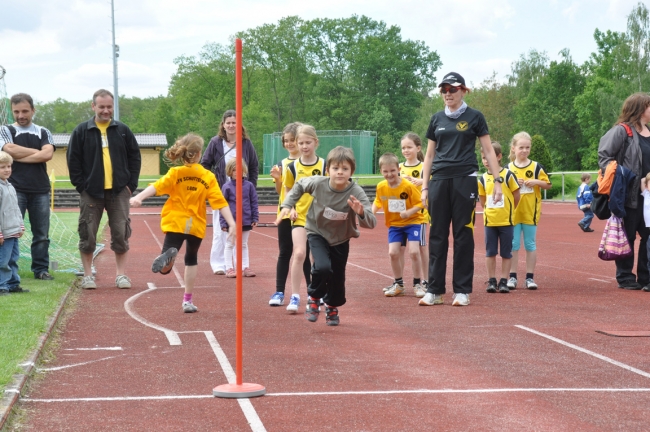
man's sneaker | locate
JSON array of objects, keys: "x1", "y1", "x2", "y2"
[
  {"x1": 418, "y1": 292, "x2": 443, "y2": 306},
  {"x1": 8, "y1": 286, "x2": 29, "y2": 293},
  {"x1": 525, "y1": 278, "x2": 538, "y2": 290},
  {"x1": 507, "y1": 277, "x2": 517, "y2": 290},
  {"x1": 286, "y1": 294, "x2": 300, "y2": 313},
  {"x1": 643, "y1": 284, "x2": 650, "y2": 292},
  {"x1": 243, "y1": 268, "x2": 256, "y2": 277},
  {"x1": 486, "y1": 279, "x2": 497, "y2": 293},
  {"x1": 498, "y1": 279, "x2": 510, "y2": 293},
  {"x1": 36, "y1": 272, "x2": 54, "y2": 280},
  {"x1": 182, "y1": 301, "x2": 198, "y2": 313},
  {"x1": 305, "y1": 297, "x2": 320, "y2": 322},
  {"x1": 452, "y1": 293, "x2": 470, "y2": 306},
  {"x1": 269, "y1": 292, "x2": 285, "y2": 306},
  {"x1": 226, "y1": 269, "x2": 236, "y2": 278},
  {"x1": 384, "y1": 282, "x2": 405, "y2": 297},
  {"x1": 325, "y1": 306, "x2": 339, "y2": 326},
  {"x1": 618, "y1": 280, "x2": 642, "y2": 290},
  {"x1": 152, "y1": 248, "x2": 178, "y2": 273},
  {"x1": 115, "y1": 275, "x2": 132, "y2": 289},
  {"x1": 80, "y1": 275, "x2": 97, "y2": 290},
  {"x1": 413, "y1": 284, "x2": 426, "y2": 298}
]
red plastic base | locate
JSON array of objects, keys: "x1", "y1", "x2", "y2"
[{"x1": 213, "y1": 383, "x2": 266, "y2": 398}]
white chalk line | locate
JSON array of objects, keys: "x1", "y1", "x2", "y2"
[
  {"x1": 588, "y1": 278, "x2": 611, "y2": 283},
  {"x1": 38, "y1": 356, "x2": 123, "y2": 372},
  {"x1": 516, "y1": 325, "x2": 650, "y2": 379},
  {"x1": 143, "y1": 219, "x2": 184, "y2": 287},
  {"x1": 124, "y1": 282, "x2": 181, "y2": 346},
  {"x1": 64, "y1": 347, "x2": 123, "y2": 351}
]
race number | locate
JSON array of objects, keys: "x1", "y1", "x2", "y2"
[
  {"x1": 388, "y1": 199, "x2": 407, "y2": 213},
  {"x1": 323, "y1": 207, "x2": 349, "y2": 221},
  {"x1": 519, "y1": 185, "x2": 534, "y2": 194},
  {"x1": 487, "y1": 196, "x2": 504, "y2": 208}
]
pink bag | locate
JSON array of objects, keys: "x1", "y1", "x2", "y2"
[{"x1": 598, "y1": 215, "x2": 632, "y2": 261}]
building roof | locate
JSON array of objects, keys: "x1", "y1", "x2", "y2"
[{"x1": 52, "y1": 133, "x2": 167, "y2": 148}]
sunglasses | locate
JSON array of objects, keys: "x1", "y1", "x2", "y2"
[{"x1": 440, "y1": 86, "x2": 462, "y2": 94}]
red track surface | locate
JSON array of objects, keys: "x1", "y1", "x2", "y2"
[{"x1": 17, "y1": 203, "x2": 650, "y2": 431}]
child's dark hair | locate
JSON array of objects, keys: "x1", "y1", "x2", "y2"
[
  {"x1": 379, "y1": 152, "x2": 400, "y2": 169},
  {"x1": 326, "y1": 146, "x2": 356, "y2": 174},
  {"x1": 164, "y1": 133, "x2": 203, "y2": 166},
  {"x1": 401, "y1": 132, "x2": 424, "y2": 161},
  {"x1": 225, "y1": 159, "x2": 249, "y2": 178},
  {"x1": 490, "y1": 141, "x2": 502, "y2": 157},
  {"x1": 581, "y1": 173, "x2": 591, "y2": 182},
  {"x1": 282, "y1": 122, "x2": 302, "y2": 148}
]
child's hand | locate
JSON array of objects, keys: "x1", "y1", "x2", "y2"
[
  {"x1": 275, "y1": 208, "x2": 290, "y2": 225},
  {"x1": 130, "y1": 197, "x2": 142, "y2": 208},
  {"x1": 518, "y1": 178, "x2": 524, "y2": 186},
  {"x1": 0, "y1": 238, "x2": 4, "y2": 245},
  {"x1": 289, "y1": 208, "x2": 298, "y2": 222},
  {"x1": 270, "y1": 165, "x2": 281, "y2": 180},
  {"x1": 399, "y1": 211, "x2": 409, "y2": 219},
  {"x1": 16, "y1": 232, "x2": 23, "y2": 238},
  {"x1": 348, "y1": 196, "x2": 364, "y2": 215},
  {"x1": 227, "y1": 225, "x2": 236, "y2": 243},
  {"x1": 252, "y1": 221, "x2": 258, "y2": 227}
]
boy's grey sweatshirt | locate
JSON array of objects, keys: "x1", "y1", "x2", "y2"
[
  {"x1": 281, "y1": 176, "x2": 376, "y2": 246},
  {"x1": 0, "y1": 179, "x2": 24, "y2": 238}
]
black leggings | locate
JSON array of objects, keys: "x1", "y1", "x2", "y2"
[
  {"x1": 162, "y1": 232, "x2": 203, "y2": 266},
  {"x1": 276, "y1": 218, "x2": 311, "y2": 292}
]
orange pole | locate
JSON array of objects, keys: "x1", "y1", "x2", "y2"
[{"x1": 235, "y1": 38, "x2": 243, "y2": 386}]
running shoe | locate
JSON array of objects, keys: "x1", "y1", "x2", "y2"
[
  {"x1": 507, "y1": 277, "x2": 517, "y2": 290},
  {"x1": 115, "y1": 275, "x2": 132, "y2": 289},
  {"x1": 152, "y1": 248, "x2": 178, "y2": 274},
  {"x1": 305, "y1": 297, "x2": 320, "y2": 322},
  {"x1": 413, "y1": 283, "x2": 426, "y2": 298},
  {"x1": 384, "y1": 282, "x2": 405, "y2": 297},
  {"x1": 452, "y1": 293, "x2": 470, "y2": 306},
  {"x1": 269, "y1": 292, "x2": 285, "y2": 306},
  {"x1": 8, "y1": 286, "x2": 29, "y2": 293},
  {"x1": 325, "y1": 306, "x2": 339, "y2": 326},
  {"x1": 418, "y1": 292, "x2": 443, "y2": 306},
  {"x1": 182, "y1": 301, "x2": 198, "y2": 313},
  {"x1": 286, "y1": 294, "x2": 300, "y2": 313},
  {"x1": 525, "y1": 278, "x2": 538, "y2": 290},
  {"x1": 498, "y1": 278, "x2": 510, "y2": 293},
  {"x1": 486, "y1": 278, "x2": 497, "y2": 293},
  {"x1": 80, "y1": 275, "x2": 96, "y2": 290}
]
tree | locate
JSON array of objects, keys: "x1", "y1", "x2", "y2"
[
  {"x1": 627, "y1": 2, "x2": 650, "y2": 91},
  {"x1": 530, "y1": 134, "x2": 553, "y2": 173},
  {"x1": 508, "y1": 49, "x2": 549, "y2": 99}
]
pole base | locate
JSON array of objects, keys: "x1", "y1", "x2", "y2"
[{"x1": 213, "y1": 383, "x2": 266, "y2": 398}]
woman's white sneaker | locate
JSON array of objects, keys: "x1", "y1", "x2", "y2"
[{"x1": 452, "y1": 293, "x2": 470, "y2": 306}]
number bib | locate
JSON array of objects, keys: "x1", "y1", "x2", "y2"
[
  {"x1": 323, "y1": 207, "x2": 348, "y2": 221},
  {"x1": 486, "y1": 196, "x2": 504, "y2": 208},
  {"x1": 388, "y1": 199, "x2": 406, "y2": 212}
]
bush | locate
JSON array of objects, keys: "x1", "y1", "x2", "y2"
[{"x1": 545, "y1": 174, "x2": 580, "y2": 199}]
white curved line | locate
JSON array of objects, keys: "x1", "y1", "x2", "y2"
[{"x1": 124, "y1": 283, "x2": 181, "y2": 346}]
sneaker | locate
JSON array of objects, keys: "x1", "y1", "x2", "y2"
[
  {"x1": 225, "y1": 269, "x2": 236, "y2": 278},
  {"x1": 525, "y1": 278, "x2": 538, "y2": 290},
  {"x1": 115, "y1": 275, "x2": 132, "y2": 289},
  {"x1": 214, "y1": 269, "x2": 226, "y2": 275},
  {"x1": 286, "y1": 294, "x2": 300, "y2": 313},
  {"x1": 80, "y1": 275, "x2": 97, "y2": 290},
  {"x1": 0, "y1": 289, "x2": 8, "y2": 296},
  {"x1": 486, "y1": 279, "x2": 497, "y2": 293},
  {"x1": 305, "y1": 297, "x2": 320, "y2": 322},
  {"x1": 8, "y1": 286, "x2": 29, "y2": 293},
  {"x1": 418, "y1": 292, "x2": 443, "y2": 306},
  {"x1": 182, "y1": 301, "x2": 198, "y2": 313},
  {"x1": 643, "y1": 285, "x2": 650, "y2": 292},
  {"x1": 507, "y1": 277, "x2": 517, "y2": 290},
  {"x1": 152, "y1": 248, "x2": 178, "y2": 273},
  {"x1": 578, "y1": 221, "x2": 586, "y2": 231},
  {"x1": 384, "y1": 282, "x2": 405, "y2": 297},
  {"x1": 35, "y1": 272, "x2": 54, "y2": 280},
  {"x1": 584, "y1": 227, "x2": 594, "y2": 232},
  {"x1": 269, "y1": 292, "x2": 285, "y2": 306},
  {"x1": 618, "y1": 281, "x2": 642, "y2": 290},
  {"x1": 413, "y1": 283, "x2": 426, "y2": 298},
  {"x1": 452, "y1": 293, "x2": 470, "y2": 306},
  {"x1": 325, "y1": 306, "x2": 339, "y2": 326},
  {"x1": 498, "y1": 278, "x2": 510, "y2": 293},
  {"x1": 382, "y1": 284, "x2": 392, "y2": 293},
  {"x1": 243, "y1": 268, "x2": 256, "y2": 277}
]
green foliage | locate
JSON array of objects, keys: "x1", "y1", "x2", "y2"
[
  {"x1": 530, "y1": 134, "x2": 554, "y2": 173},
  {"x1": 35, "y1": 98, "x2": 93, "y2": 132}
]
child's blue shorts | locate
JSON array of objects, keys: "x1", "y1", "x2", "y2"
[{"x1": 388, "y1": 224, "x2": 422, "y2": 244}]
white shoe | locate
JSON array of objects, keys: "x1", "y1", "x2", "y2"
[
  {"x1": 507, "y1": 277, "x2": 517, "y2": 289},
  {"x1": 182, "y1": 301, "x2": 198, "y2": 313},
  {"x1": 115, "y1": 274, "x2": 131, "y2": 289},
  {"x1": 525, "y1": 278, "x2": 538, "y2": 290},
  {"x1": 452, "y1": 293, "x2": 470, "y2": 306},
  {"x1": 286, "y1": 295, "x2": 300, "y2": 313},
  {"x1": 418, "y1": 292, "x2": 443, "y2": 306},
  {"x1": 413, "y1": 283, "x2": 426, "y2": 298},
  {"x1": 80, "y1": 275, "x2": 96, "y2": 290}
]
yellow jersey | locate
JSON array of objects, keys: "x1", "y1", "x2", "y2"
[
  {"x1": 400, "y1": 161, "x2": 430, "y2": 221},
  {"x1": 374, "y1": 178, "x2": 426, "y2": 227},
  {"x1": 275, "y1": 157, "x2": 297, "y2": 218},
  {"x1": 477, "y1": 168, "x2": 520, "y2": 227},
  {"x1": 283, "y1": 157, "x2": 326, "y2": 226},
  {"x1": 507, "y1": 160, "x2": 550, "y2": 225}
]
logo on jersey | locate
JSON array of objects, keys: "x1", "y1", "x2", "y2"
[
  {"x1": 400, "y1": 192, "x2": 408, "y2": 200},
  {"x1": 470, "y1": 192, "x2": 476, "y2": 199},
  {"x1": 525, "y1": 170, "x2": 533, "y2": 178},
  {"x1": 456, "y1": 121, "x2": 468, "y2": 131},
  {"x1": 312, "y1": 169, "x2": 321, "y2": 176},
  {"x1": 412, "y1": 170, "x2": 420, "y2": 178}
]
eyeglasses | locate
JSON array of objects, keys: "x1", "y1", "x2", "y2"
[{"x1": 440, "y1": 87, "x2": 461, "y2": 94}]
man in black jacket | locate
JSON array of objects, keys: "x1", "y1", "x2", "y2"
[{"x1": 67, "y1": 89, "x2": 141, "y2": 290}]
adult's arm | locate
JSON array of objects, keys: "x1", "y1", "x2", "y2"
[
  {"x1": 124, "y1": 127, "x2": 141, "y2": 193},
  {"x1": 598, "y1": 126, "x2": 626, "y2": 171},
  {"x1": 66, "y1": 127, "x2": 85, "y2": 192},
  {"x1": 250, "y1": 182, "x2": 259, "y2": 222},
  {"x1": 420, "y1": 139, "x2": 436, "y2": 207},
  {"x1": 13, "y1": 144, "x2": 54, "y2": 163},
  {"x1": 2, "y1": 144, "x2": 39, "y2": 159},
  {"x1": 200, "y1": 138, "x2": 218, "y2": 171}
]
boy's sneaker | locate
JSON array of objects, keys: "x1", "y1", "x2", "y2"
[
  {"x1": 286, "y1": 294, "x2": 300, "y2": 313},
  {"x1": 269, "y1": 292, "x2": 285, "y2": 306},
  {"x1": 226, "y1": 269, "x2": 236, "y2": 278},
  {"x1": 382, "y1": 284, "x2": 392, "y2": 293},
  {"x1": 525, "y1": 278, "x2": 538, "y2": 290},
  {"x1": 498, "y1": 278, "x2": 510, "y2": 293},
  {"x1": 452, "y1": 293, "x2": 470, "y2": 306},
  {"x1": 80, "y1": 275, "x2": 97, "y2": 290},
  {"x1": 115, "y1": 275, "x2": 132, "y2": 289},
  {"x1": 384, "y1": 282, "x2": 405, "y2": 297},
  {"x1": 507, "y1": 277, "x2": 517, "y2": 290},
  {"x1": 584, "y1": 227, "x2": 594, "y2": 232},
  {"x1": 152, "y1": 248, "x2": 178, "y2": 274},
  {"x1": 305, "y1": 297, "x2": 320, "y2": 322},
  {"x1": 413, "y1": 283, "x2": 426, "y2": 298},
  {"x1": 243, "y1": 268, "x2": 256, "y2": 277},
  {"x1": 325, "y1": 306, "x2": 339, "y2": 326},
  {"x1": 486, "y1": 278, "x2": 497, "y2": 293},
  {"x1": 8, "y1": 286, "x2": 29, "y2": 293},
  {"x1": 578, "y1": 221, "x2": 586, "y2": 231},
  {"x1": 418, "y1": 292, "x2": 443, "y2": 306},
  {"x1": 182, "y1": 301, "x2": 198, "y2": 313}
]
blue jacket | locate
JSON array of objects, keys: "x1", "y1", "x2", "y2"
[
  {"x1": 609, "y1": 165, "x2": 636, "y2": 218},
  {"x1": 576, "y1": 183, "x2": 593, "y2": 208},
  {"x1": 219, "y1": 178, "x2": 259, "y2": 229}
]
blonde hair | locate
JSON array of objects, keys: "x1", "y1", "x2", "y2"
[
  {"x1": 326, "y1": 146, "x2": 356, "y2": 174},
  {"x1": 401, "y1": 132, "x2": 424, "y2": 161},
  {"x1": 296, "y1": 124, "x2": 318, "y2": 143},
  {"x1": 379, "y1": 152, "x2": 399, "y2": 169},
  {"x1": 164, "y1": 133, "x2": 203, "y2": 166},
  {"x1": 225, "y1": 159, "x2": 248, "y2": 178},
  {"x1": 581, "y1": 173, "x2": 592, "y2": 182},
  {"x1": 0, "y1": 151, "x2": 13, "y2": 165},
  {"x1": 508, "y1": 131, "x2": 532, "y2": 162}
]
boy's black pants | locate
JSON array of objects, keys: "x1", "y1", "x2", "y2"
[{"x1": 307, "y1": 234, "x2": 349, "y2": 307}]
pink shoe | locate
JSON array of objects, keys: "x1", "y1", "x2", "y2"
[
  {"x1": 225, "y1": 269, "x2": 236, "y2": 278},
  {"x1": 243, "y1": 268, "x2": 256, "y2": 277}
]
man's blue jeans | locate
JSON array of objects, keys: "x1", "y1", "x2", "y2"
[{"x1": 16, "y1": 192, "x2": 50, "y2": 276}]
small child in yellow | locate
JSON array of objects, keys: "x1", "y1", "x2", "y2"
[
  {"x1": 373, "y1": 153, "x2": 427, "y2": 298},
  {"x1": 477, "y1": 142, "x2": 520, "y2": 293}
]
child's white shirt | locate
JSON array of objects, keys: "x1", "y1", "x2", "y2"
[{"x1": 642, "y1": 189, "x2": 650, "y2": 227}]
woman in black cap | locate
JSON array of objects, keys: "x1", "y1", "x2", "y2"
[{"x1": 419, "y1": 72, "x2": 503, "y2": 307}]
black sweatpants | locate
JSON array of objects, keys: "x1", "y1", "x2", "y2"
[
  {"x1": 307, "y1": 234, "x2": 349, "y2": 307},
  {"x1": 275, "y1": 218, "x2": 311, "y2": 292},
  {"x1": 617, "y1": 204, "x2": 649, "y2": 285},
  {"x1": 427, "y1": 176, "x2": 477, "y2": 294}
]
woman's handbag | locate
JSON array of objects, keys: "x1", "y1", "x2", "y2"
[
  {"x1": 591, "y1": 184, "x2": 611, "y2": 220},
  {"x1": 598, "y1": 215, "x2": 632, "y2": 261}
]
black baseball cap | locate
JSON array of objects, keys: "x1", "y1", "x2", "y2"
[{"x1": 438, "y1": 72, "x2": 465, "y2": 87}]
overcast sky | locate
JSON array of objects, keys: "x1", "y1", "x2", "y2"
[{"x1": 0, "y1": 0, "x2": 641, "y2": 105}]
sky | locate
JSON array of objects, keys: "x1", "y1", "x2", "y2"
[{"x1": 0, "y1": 0, "x2": 643, "y2": 105}]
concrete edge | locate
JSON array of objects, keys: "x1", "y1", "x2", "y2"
[{"x1": 0, "y1": 281, "x2": 75, "y2": 429}]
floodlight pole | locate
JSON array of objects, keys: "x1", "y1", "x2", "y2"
[{"x1": 111, "y1": 0, "x2": 120, "y2": 120}]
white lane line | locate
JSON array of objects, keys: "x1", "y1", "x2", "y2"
[
  {"x1": 144, "y1": 219, "x2": 184, "y2": 287},
  {"x1": 588, "y1": 278, "x2": 611, "y2": 283},
  {"x1": 124, "y1": 282, "x2": 182, "y2": 346},
  {"x1": 516, "y1": 325, "x2": 650, "y2": 379},
  {"x1": 64, "y1": 347, "x2": 123, "y2": 351},
  {"x1": 204, "y1": 331, "x2": 266, "y2": 432},
  {"x1": 38, "y1": 356, "x2": 123, "y2": 372},
  {"x1": 251, "y1": 230, "x2": 277, "y2": 240}
]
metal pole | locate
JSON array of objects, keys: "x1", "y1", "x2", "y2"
[{"x1": 111, "y1": 0, "x2": 120, "y2": 120}]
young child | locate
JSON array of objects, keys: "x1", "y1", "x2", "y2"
[
  {"x1": 373, "y1": 153, "x2": 427, "y2": 298},
  {"x1": 269, "y1": 122, "x2": 311, "y2": 306},
  {"x1": 576, "y1": 173, "x2": 594, "y2": 232},
  {"x1": 276, "y1": 146, "x2": 376, "y2": 326},
  {"x1": 220, "y1": 159, "x2": 258, "y2": 278},
  {"x1": 399, "y1": 133, "x2": 430, "y2": 291},
  {"x1": 478, "y1": 142, "x2": 520, "y2": 293},
  {"x1": 0, "y1": 151, "x2": 26, "y2": 295},
  {"x1": 281, "y1": 124, "x2": 326, "y2": 313},
  {"x1": 640, "y1": 173, "x2": 650, "y2": 292},
  {"x1": 507, "y1": 132, "x2": 552, "y2": 290},
  {"x1": 130, "y1": 133, "x2": 236, "y2": 313}
]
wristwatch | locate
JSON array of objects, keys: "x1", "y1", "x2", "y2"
[{"x1": 494, "y1": 177, "x2": 504, "y2": 183}]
